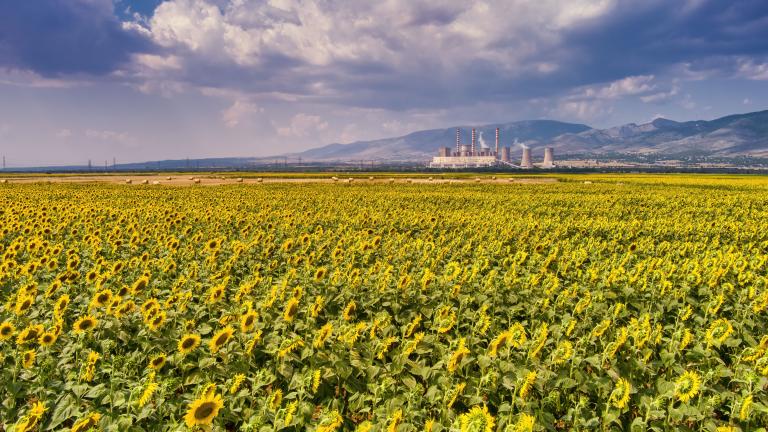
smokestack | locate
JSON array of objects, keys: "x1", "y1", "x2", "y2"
[
  {"x1": 542, "y1": 147, "x2": 554, "y2": 168},
  {"x1": 456, "y1": 128, "x2": 460, "y2": 155},
  {"x1": 521, "y1": 147, "x2": 532, "y2": 168},
  {"x1": 495, "y1": 128, "x2": 499, "y2": 157},
  {"x1": 471, "y1": 129, "x2": 476, "y2": 156}
]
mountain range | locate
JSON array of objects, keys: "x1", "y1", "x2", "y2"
[{"x1": 291, "y1": 109, "x2": 768, "y2": 161}]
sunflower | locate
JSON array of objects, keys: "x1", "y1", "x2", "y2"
[
  {"x1": 609, "y1": 378, "x2": 631, "y2": 409},
  {"x1": 73, "y1": 315, "x2": 98, "y2": 334},
  {"x1": 458, "y1": 405, "x2": 494, "y2": 432},
  {"x1": 14, "y1": 295, "x2": 34, "y2": 316},
  {"x1": 209, "y1": 326, "x2": 234, "y2": 354},
  {"x1": 91, "y1": 289, "x2": 112, "y2": 308},
  {"x1": 148, "y1": 353, "x2": 167, "y2": 370},
  {"x1": 342, "y1": 301, "x2": 356, "y2": 321},
  {"x1": 284, "y1": 297, "x2": 300, "y2": 321},
  {"x1": 706, "y1": 318, "x2": 733, "y2": 346},
  {"x1": 39, "y1": 331, "x2": 57, "y2": 347},
  {"x1": 184, "y1": 391, "x2": 224, "y2": 427},
  {"x1": 240, "y1": 311, "x2": 258, "y2": 333},
  {"x1": 269, "y1": 389, "x2": 283, "y2": 411},
  {"x1": 229, "y1": 373, "x2": 246, "y2": 394},
  {"x1": 22, "y1": 349, "x2": 36, "y2": 368},
  {"x1": 386, "y1": 409, "x2": 403, "y2": 432},
  {"x1": 17, "y1": 324, "x2": 44, "y2": 344},
  {"x1": 448, "y1": 338, "x2": 470, "y2": 373},
  {"x1": 178, "y1": 333, "x2": 201, "y2": 355},
  {"x1": 131, "y1": 276, "x2": 149, "y2": 294},
  {"x1": 146, "y1": 311, "x2": 167, "y2": 331},
  {"x1": 519, "y1": 371, "x2": 537, "y2": 400},
  {"x1": 675, "y1": 370, "x2": 702, "y2": 403},
  {"x1": 0, "y1": 321, "x2": 15, "y2": 340},
  {"x1": 512, "y1": 413, "x2": 535, "y2": 432},
  {"x1": 70, "y1": 412, "x2": 101, "y2": 432}
]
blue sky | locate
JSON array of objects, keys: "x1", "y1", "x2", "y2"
[{"x1": 1, "y1": 0, "x2": 767, "y2": 166}]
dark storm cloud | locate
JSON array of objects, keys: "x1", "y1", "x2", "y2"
[
  {"x1": 562, "y1": 0, "x2": 768, "y2": 82},
  {"x1": 0, "y1": 0, "x2": 154, "y2": 76}
]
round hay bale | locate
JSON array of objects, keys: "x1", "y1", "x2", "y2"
[
  {"x1": 141, "y1": 179, "x2": 149, "y2": 185},
  {"x1": 236, "y1": 178, "x2": 243, "y2": 183},
  {"x1": 151, "y1": 181, "x2": 160, "y2": 185},
  {"x1": 125, "y1": 179, "x2": 132, "y2": 184},
  {"x1": 194, "y1": 179, "x2": 201, "y2": 184}
]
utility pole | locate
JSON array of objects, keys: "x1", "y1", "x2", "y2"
[
  {"x1": 113, "y1": 157, "x2": 116, "y2": 169},
  {"x1": 2, "y1": 155, "x2": 5, "y2": 170},
  {"x1": 88, "y1": 159, "x2": 92, "y2": 171}
]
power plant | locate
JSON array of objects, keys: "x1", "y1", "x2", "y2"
[{"x1": 429, "y1": 128, "x2": 556, "y2": 169}]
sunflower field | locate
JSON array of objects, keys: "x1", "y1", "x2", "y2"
[{"x1": 2, "y1": 175, "x2": 768, "y2": 431}]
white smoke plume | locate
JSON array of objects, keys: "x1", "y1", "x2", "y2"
[{"x1": 478, "y1": 131, "x2": 489, "y2": 149}]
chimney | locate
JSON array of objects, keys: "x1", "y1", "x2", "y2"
[
  {"x1": 542, "y1": 147, "x2": 554, "y2": 168},
  {"x1": 521, "y1": 147, "x2": 532, "y2": 168},
  {"x1": 456, "y1": 128, "x2": 460, "y2": 155},
  {"x1": 471, "y1": 128, "x2": 476, "y2": 156},
  {"x1": 495, "y1": 128, "x2": 500, "y2": 158}
]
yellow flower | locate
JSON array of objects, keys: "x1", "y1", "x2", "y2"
[
  {"x1": 511, "y1": 413, "x2": 535, "y2": 432},
  {"x1": 519, "y1": 371, "x2": 536, "y2": 400},
  {"x1": 71, "y1": 413, "x2": 101, "y2": 432},
  {"x1": 314, "y1": 323, "x2": 334, "y2": 348},
  {"x1": 0, "y1": 321, "x2": 16, "y2": 341},
  {"x1": 342, "y1": 301, "x2": 356, "y2": 321},
  {"x1": 91, "y1": 289, "x2": 112, "y2": 308},
  {"x1": 269, "y1": 389, "x2": 283, "y2": 411},
  {"x1": 148, "y1": 353, "x2": 166, "y2": 370},
  {"x1": 17, "y1": 324, "x2": 44, "y2": 344},
  {"x1": 22, "y1": 349, "x2": 36, "y2": 368},
  {"x1": 609, "y1": 378, "x2": 631, "y2": 409},
  {"x1": 81, "y1": 351, "x2": 100, "y2": 382},
  {"x1": 739, "y1": 394, "x2": 753, "y2": 421},
  {"x1": 448, "y1": 338, "x2": 470, "y2": 373},
  {"x1": 39, "y1": 331, "x2": 57, "y2": 347},
  {"x1": 446, "y1": 382, "x2": 466, "y2": 408},
  {"x1": 230, "y1": 373, "x2": 246, "y2": 394},
  {"x1": 528, "y1": 323, "x2": 548, "y2": 358},
  {"x1": 458, "y1": 405, "x2": 494, "y2": 432},
  {"x1": 209, "y1": 326, "x2": 234, "y2": 354},
  {"x1": 240, "y1": 311, "x2": 258, "y2": 333},
  {"x1": 178, "y1": 333, "x2": 201, "y2": 355},
  {"x1": 317, "y1": 410, "x2": 343, "y2": 432},
  {"x1": 551, "y1": 340, "x2": 573, "y2": 365},
  {"x1": 138, "y1": 381, "x2": 159, "y2": 408},
  {"x1": 72, "y1": 315, "x2": 98, "y2": 334},
  {"x1": 706, "y1": 318, "x2": 733, "y2": 346},
  {"x1": 675, "y1": 370, "x2": 701, "y2": 403},
  {"x1": 311, "y1": 369, "x2": 322, "y2": 393},
  {"x1": 377, "y1": 336, "x2": 398, "y2": 360},
  {"x1": 184, "y1": 391, "x2": 224, "y2": 427},
  {"x1": 387, "y1": 409, "x2": 403, "y2": 432}
]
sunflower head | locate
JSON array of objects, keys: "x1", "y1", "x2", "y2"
[
  {"x1": 22, "y1": 349, "x2": 36, "y2": 368},
  {"x1": 209, "y1": 326, "x2": 234, "y2": 354},
  {"x1": 675, "y1": 370, "x2": 702, "y2": 403},
  {"x1": 39, "y1": 331, "x2": 57, "y2": 347},
  {"x1": 71, "y1": 413, "x2": 101, "y2": 432},
  {"x1": 458, "y1": 405, "x2": 495, "y2": 432},
  {"x1": 178, "y1": 334, "x2": 201, "y2": 355},
  {"x1": 184, "y1": 391, "x2": 224, "y2": 427},
  {"x1": 148, "y1": 353, "x2": 167, "y2": 370},
  {"x1": 73, "y1": 315, "x2": 98, "y2": 334},
  {"x1": 240, "y1": 311, "x2": 258, "y2": 332},
  {"x1": 0, "y1": 321, "x2": 15, "y2": 340}
]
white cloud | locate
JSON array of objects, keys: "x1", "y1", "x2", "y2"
[
  {"x1": 737, "y1": 58, "x2": 768, "y2": 80},
  {"x1": 581, "y1": 75, "x2": 656, "y2": 100},
  {"x1": 221, "y1": 100, "x2": 263, "y2": 127},
  {"x1": 85, "y1": 129, "x2": 132, "y2": 143},
  {"x1": 640, "y1": 85, "x2": 680, "y2": 103},
  {"x1": 743, "y1": 98, "x2": 751, "y2": 105},
  {"x1": 55, "y1": 129, "x2": 72, "y2": 138},
  {"x1": 276, "y1": 113, "x2": 329, "y2": 137}
]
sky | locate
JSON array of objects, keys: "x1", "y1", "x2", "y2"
[{"x1": 1, "y1": 0, "x2": 768, "y2": 166}]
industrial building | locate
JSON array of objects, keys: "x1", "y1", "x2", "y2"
[{"x1": 428, "y1": 128, "x2": 555, "y2": 169}]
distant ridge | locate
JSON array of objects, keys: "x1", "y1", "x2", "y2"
[{"x1": 292, "y1": 110, "x2": 768, "y2": 161}]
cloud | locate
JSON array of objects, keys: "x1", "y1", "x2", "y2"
[
  {"x1": 85, "y1": 129, "x2": 132, "y2": 143},
  {"x1": 55, "y1": 129, "x2": 72, "y2": 138},
  {"x1": 276, "y1": 113, "x2": 329, "y2": 138},
  {"x1": 0, "y1": 0, "x2": 153, "y2": 76},
  {"x1": 221, "y1": 100, "x2": 263, "y2": 128}
]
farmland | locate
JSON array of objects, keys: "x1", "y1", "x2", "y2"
[{"x1": 1, "y1": 175, "x2": 768, "y2": 431}]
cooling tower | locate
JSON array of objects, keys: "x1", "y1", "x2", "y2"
[
  {"x1": 521, "y1": 147, "x2": 532, "y2": 168},
  {"x1": 542, "y1": 147, "x2": 555, "y2": 168},
  {"x1": 501, "y1": 146, "x2": 510, "y2": 162}
]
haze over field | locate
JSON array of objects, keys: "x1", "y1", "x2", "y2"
[{"x1": 1, "y1": 1, "x2": 768, "y2": 166}]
